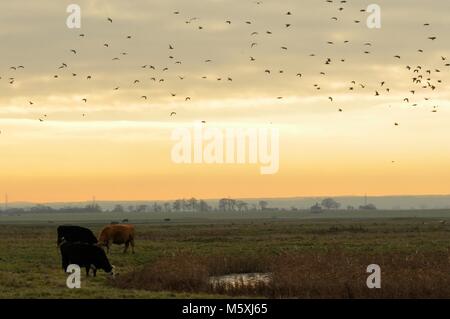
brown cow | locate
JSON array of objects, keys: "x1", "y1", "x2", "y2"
[{"x1": 98, "y1": 224, "x2": 135, "y2": 254}]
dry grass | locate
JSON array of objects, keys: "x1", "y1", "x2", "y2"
[
  {"x1": 112, "y1": 256, "x2": 210, "y2": 292},
  {"x1": 1, "y1": 219, "x2": 449, "y2": 298},
  {"x1": 113, "y1": 250, "x2": 450, "y2": 298}
]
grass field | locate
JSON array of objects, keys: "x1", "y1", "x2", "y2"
[{"x1": 0, "y1": 211, "x2": 449, "y2": 298}]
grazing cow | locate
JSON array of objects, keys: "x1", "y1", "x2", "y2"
[
  {"x1": 57, "y1": 225, "x2": 98, "y2": 247},
  {"x1": 60, "y1": 242, "x2": 115, "y2": 277},
  {"x1": 98, "y1": 224, "x2": 135, "y2": 254}
]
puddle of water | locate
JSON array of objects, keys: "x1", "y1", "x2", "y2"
[{"x1": 209, "y1": 273, "x2": 271, "y2": 288}]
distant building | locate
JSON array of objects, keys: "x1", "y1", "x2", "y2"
[
  {"x1": 310, "y1": 203, "x2": 323, "y2": 213},
  {"x1": 359, "y1": 204, "x2": 377, "y2": 210}
]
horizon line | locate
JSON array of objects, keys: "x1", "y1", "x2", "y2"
[{"x1": 5, "y1": 193, "x2": 450, "y2": 205}]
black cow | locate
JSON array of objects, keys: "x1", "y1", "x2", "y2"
[
  {"x1": 56, "y1": 225, "x2": 98, "y2": 246},
  {"x1": 60, "y1": 242, "x2": 115, "y2": 277}
]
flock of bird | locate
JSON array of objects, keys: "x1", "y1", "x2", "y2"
[{"x1": 0, "y1": 0, "x2": 447, "y2": 128}]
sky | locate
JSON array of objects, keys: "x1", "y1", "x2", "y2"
[{"x1": 1, "y1": 0, "x2": 450, "y2": 203}]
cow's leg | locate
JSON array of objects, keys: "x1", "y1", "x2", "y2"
[
  {"x1": 86, "y1": 266, "x2": 90, "y2": 277},
  {"x1": 62, "y1": 257, "x2": 68, "y2": 272},
  {"x1": 123, "y1": 242, "x2": 129, "y2": 254},
  {"x1": 106, "y1": 241, "x2": 110, "y2": 254},
  {"x1": 130, "y1": 239, "x2": 135, "y2": 254},
  {"x1": 93, "y1": 268, "x2": 97, "y2": 277}
]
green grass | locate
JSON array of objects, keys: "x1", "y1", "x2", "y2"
[
  {"x1": 1, "y1": 209, "x2": 450, "y2": 224},
  {"x1": 0, "y1": 213, "x2": 449, "y2": 298}
]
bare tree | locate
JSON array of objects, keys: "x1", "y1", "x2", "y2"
[
  {"x1": 321, "y1": 198, "x2": 341, "y2": 210},
  {"x1": 236, "y1": 201, "x2": 248, "y2": 212},
  {"x1": 258, "y1": 200, "x2": 269, "y2": 211}
]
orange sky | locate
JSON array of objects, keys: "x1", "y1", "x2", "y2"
[{"x1": 1, "y1": 0, "x2": 450, "y2": 202}]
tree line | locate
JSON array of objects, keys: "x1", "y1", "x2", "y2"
[
  {"x1": 0, "y1": 197, "x2": 376, "y2": 214},
  {"x1": 0, "y1": 199, "x2": 272, "y2": 214},
  {"x1": 310, "y1": 198, "x2": 377, "y2": 212}
]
